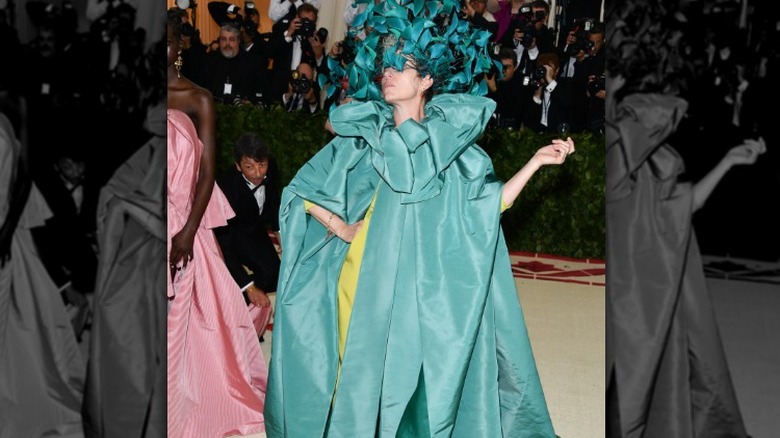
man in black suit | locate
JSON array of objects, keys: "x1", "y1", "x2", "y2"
[
  {"x1": 31, "y1": 145, "x2": 95, "y2": 338},
  {"x1": 214, "y1": 133, "x2": 280, "y2": 313},
  {"x1": 486, "y1": 47, "x2": 527, "y2": 130},
  {"x1": 198, "y1": 22, "x2": 263, "y2": 104},
  {"x1": 523, "y1": 52, "x2": 574, "y2": 134}
]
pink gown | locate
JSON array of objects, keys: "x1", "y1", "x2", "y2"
[{"x1": 167, "y1": 109, "x2": 266, "y2": 437}]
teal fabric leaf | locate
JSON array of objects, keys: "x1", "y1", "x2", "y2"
[
  {"x1": 413, "y1": 0, "x2": 425, "y2": 16},
  {"x1": 429, "y1": 43, "x2": 446, "y2": 59},
  {"x1": 324, "y1": 0, "x2": 494, "y2": 102},
  {"x1": 386, "y1": 17, "x2": 408, "y2": 33}
]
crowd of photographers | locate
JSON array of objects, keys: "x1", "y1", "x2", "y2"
[
  {"x1": 475, "y1": 0, "x2": 605, "y2": 134},
  {"x1": 173, "y1": 0, "x2": 605, "y2": 135},
  {"x1": 0, "y1": 0, "x2": 165, "y2": 319}
]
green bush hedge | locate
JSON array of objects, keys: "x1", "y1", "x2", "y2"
[{"x1": 215, "y1": 104, "x2": 604, "y2": 259}]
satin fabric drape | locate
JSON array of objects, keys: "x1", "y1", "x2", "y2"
[
  {"x1": 0, "y1": 114, "x2": 85, "y2": 438},
  {"x1": 82, "y1": 129, "x2": 167, "y2": 437},
  {"x1": 265, "y1": 94, "x2": 554, "y2": 437},
  {"x1": 606, "y1": 93, "x2": 747, "y2": 438},
  {"x1": 0, "y1": 114, "x2": 86, "y2": 438}
]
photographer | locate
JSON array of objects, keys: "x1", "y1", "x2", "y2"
[
  {"x1": 200, "y1": 22, "x2": 263, "y2": 105},
  {"x1": 528, "y1": 0, "x2": 554, "y2": 52},
  {"x1": 267, "y1": 3, "x2": 329, "y2": 106},
  {"x1": 490, "y1": 0, "x2": 527, "y2": 42},
  {"x1": 557, "y1": 23, "x2": 591, "y2": 81},
  {"x1": 240, "y1": 9, "x2": 272, "y2": 106},
  {"x1": 522, "y1": 52, "x2": 574, "y2": 133},
  {"x1": 494, "y1": 5, "x2": 543, "y2": 80},
  {"x1": 282, "y1": 61, "x2": 319, "y2": 113},
  {"x1": 461, "y1": 0, "x2": 497, "y2": 40},
  {"x1": 493, "y1": 0, "x2": 552, "y2": 48},
  {"x1": 571, "y1": 21, "x2": 605, "y2": 133},
  {"x1": 486, "y1": 46, "x2": 527, "y2": 129}
]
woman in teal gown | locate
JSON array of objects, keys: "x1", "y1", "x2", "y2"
[
  {"x1": 265, "y1": 1, "x2": 574, "y2": 436},
  {"x1": 605, "y1": 74, "x2": 765, "y2": 438}
]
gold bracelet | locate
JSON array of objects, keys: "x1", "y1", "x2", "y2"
[{"x1": 326, "y1": 212, "x2": 335, "y2": 237}]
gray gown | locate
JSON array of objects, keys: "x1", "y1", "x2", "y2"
[{"x1": 0, "y1": 113, "x2": 85, "y2": 438}]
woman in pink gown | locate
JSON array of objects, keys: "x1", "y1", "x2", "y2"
[{"x1": 166, "y1": 12, "x2": 266, "y2": 437}]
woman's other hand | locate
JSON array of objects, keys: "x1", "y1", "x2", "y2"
[
  {"x1": 336, "y1": 220, "x2": 364, "y2": 243},
  {"x1": 170, "y1": 227, "x2": 196, "y2": 274}
]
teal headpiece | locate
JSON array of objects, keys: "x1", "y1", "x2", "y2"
[{"x1": 320, "y1": 0, "x2": 500, "y2": 103}]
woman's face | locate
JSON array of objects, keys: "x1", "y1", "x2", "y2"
[
  {"x1": 381, "y1": 61, "x2": 430, "y2": 105},
  {"x1": 167, "y1": 24, "x2": 180, "y2": 68}
]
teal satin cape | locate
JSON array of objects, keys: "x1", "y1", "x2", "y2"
[{"x1": 265, "y1": 94, "x2": 555, "y2": 438}]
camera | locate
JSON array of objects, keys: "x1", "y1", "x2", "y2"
[
  {"x1": 566, "y1": 18, "x2": 596, "y2": 56},
  {"x1": 518, "y1": 4, "x2": 532, "y2": 19},
  {"x1": 566, "y1": 33, "x2": 594, "y2": 56},
  {"x1": 242, "y1": 16, "x2": 257, "y2": 37},
  {"x1": 587, "y1": 75, "x2": 606, "y2": 95},
  {"x1": 298, "y1": 17, "x2": 316, "y2": 38},
  {"x1": 298, "y1": 18, "x2": 327, "y2": 44},
  {"x1": 572, "y1": 17, "x2": 595, "y2": 33},
  {"x1": 337, "y1": 38, "x2": 357, "y2": 65},
  {"x1": 290, "y1": 70, "x2": 312, "y2": 94},
  {"x1": 522, "y1": 66, "x2": 547, "y2": 87},
  {"x1": 512, "y1": 23, "x2": 535, "y2": 48},
  {"x1": 315, "y1": 27, "x2": 328, "y2": 44}
]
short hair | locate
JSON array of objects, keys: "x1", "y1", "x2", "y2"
[
  {"x1": 536, "y1": 52, "x2": 560, "y2": 71},
  {"x1": 220, "y1": 23, "x2": 241, "y2": 36},
  {"x1": 531, "y1": 0, "x2": 549, "y2": 14},
  {"x1": 297, "y1": 60, "x2": 314, "y2": 77},
  {"x1": 499, "y1": 47, "x2": 517, "y2": 66},
  {"x1": 297, "y1": 3, "x2": 318, "y2": 18},
  {"x1": 234, "y1": 132, "x2": 271, "y2": 163},
  {"x1": 588, "y1": 21, "x2": 605, "y2": 35}
]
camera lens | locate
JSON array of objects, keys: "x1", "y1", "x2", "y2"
[
  {"x1": 299, "y1": 18, "x2": 315, "y2": 38},
  {"x1": 316, "y1": 27, "x2": 328, "y2": 43}
]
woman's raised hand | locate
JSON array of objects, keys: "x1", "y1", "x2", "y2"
[
  {"x1": 725, "y1": 137, "x2": 766, "y2": 166},
  {"x1": 532, "y1": 137, "x2": 575, "y2": 167}
]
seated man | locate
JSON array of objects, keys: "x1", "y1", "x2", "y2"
[{"x1": 214, "y1": 132, "x2": 280, "y2": 340}]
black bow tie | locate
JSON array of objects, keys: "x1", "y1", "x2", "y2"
[{"x1": 248, "y1": 181, "x2": 265, "y2": 192}]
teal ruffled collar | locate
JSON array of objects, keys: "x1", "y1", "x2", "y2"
[{"x1": 328, "y1": 94, "x2": 496, "y2": 202}]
